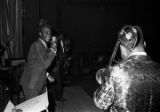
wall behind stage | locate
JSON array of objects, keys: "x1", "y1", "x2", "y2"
[
  {"x1": 23, "y1": 0, "x2": 39, "y2": 56},
  {"x1": 39, "y1": 0, "x2": 57, "y2": 28},
  {"x1": 39, "y1": 0, "x2": 133, "y2": 55},
  {"x1": 23, "y1": 0, "x2": 158, "y2": 61},
  {"x1": 61, "y1": 1, "x2": 133, "y2": 54},
  {"x1": 22, "y1": 0, "x2": 158, "y2": 78}
]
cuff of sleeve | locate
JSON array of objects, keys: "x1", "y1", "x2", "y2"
[
  {"x1": 46, "y1": 72, "x2": 49, "y2": 77},
  {"x1": 50, "y1": 48, "x2": 57, "y2": 54}
]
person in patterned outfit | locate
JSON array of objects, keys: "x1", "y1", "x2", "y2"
[{"x1": 94, "y1": 25, "x2": 160, "y2": 112}]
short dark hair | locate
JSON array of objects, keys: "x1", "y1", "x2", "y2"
[{"x1": 38, "y1": 23, "x2": 51, "y2": 33}]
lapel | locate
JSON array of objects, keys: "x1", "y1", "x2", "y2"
[
  {"x1": 37, "y1": 39, "x2": 48, "y2": 51},
  {"x1": 39, "y1": 39, "x2": 47, "y2": 48}
]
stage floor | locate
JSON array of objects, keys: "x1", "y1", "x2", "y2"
[
  {"x1": 55, "y1": 86, "x2": 102, "y2": 112},
  {"x1": 1, "y1": 74, "x2": 100, "y2": 112}
]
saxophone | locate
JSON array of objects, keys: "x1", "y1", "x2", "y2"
[
  {"x1": 94, "y1": 36, "x2": 122, "y2": 110},
  {"x1": 95, "y1": 37, "x2": 121, "y2": 85}
]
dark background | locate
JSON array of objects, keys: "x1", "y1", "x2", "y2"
[
  {"x1": 0, "y1": 0, "x2": 159, "y2": 111},
  {"x1": 22, "y1": 0, "x2": 158, "y2": 77}
]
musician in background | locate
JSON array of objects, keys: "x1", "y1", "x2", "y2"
[
  {"x1": 0, "y1": 42, "x2": 16, "y2": 101},
  {"x1": 94, "y1": 25, "x2": 160, "y2": 112},
  {"x1": 20, "y1": 23, "x2": 57, "y2": 100},
  {"x1": 48, "y1": 32, "x2": 66, "y2": 101}
]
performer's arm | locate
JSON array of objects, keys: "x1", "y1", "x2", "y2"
[{"x1": 35, "y1": 43, "x2": 56, "y2": 69}]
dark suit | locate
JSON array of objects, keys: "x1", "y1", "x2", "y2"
[
  {"x1": 55, "y1": 39, "x2": 65, "y2": 98},
  {"x1": 48, "y1": 38, "x2": 65, "y2": 101},
  {"x1": 20, "y1": 39, "x2": 56, "y2": 100}
]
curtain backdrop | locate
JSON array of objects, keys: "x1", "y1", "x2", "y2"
[{"x1": 0, "y1": 0, "x2": 23, "y2": 59}]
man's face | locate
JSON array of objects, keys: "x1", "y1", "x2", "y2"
[{"x1": 40, "y1": 27, "x2": 51, "y2": 42}]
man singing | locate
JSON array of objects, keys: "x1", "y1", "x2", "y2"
[{"x1": 20, "y1": 23, "x2": 57, "y2": 100}]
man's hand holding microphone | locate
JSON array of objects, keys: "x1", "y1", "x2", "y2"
[
  {"x1": 47, "y1": 36, "x2": 57, "y2": 83},
  {"x1": 49, "y1": 36, "x2": 57, "y2": 55}
]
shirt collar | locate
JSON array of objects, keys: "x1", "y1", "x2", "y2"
[
  {"x1": 39, "y1": 38, "x2": 47, "y2": 49},
  {"x1": 129, "y1": 51, "x2": 147, "y2": 57}
]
